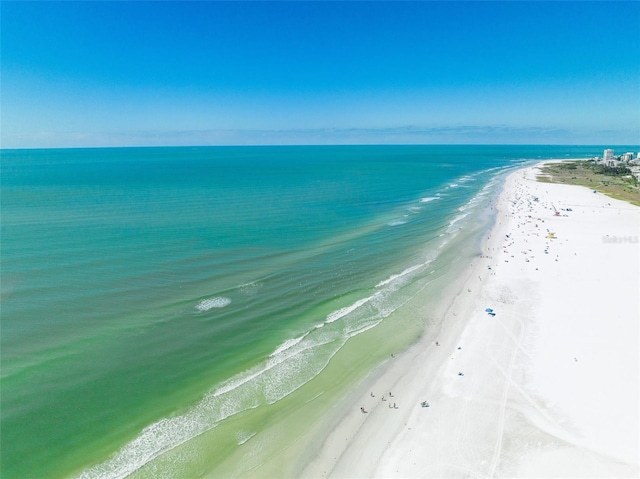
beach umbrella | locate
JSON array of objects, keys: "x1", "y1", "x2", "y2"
[{"x1": 485, "y1": 308, "x2": 493, "y2": 312}]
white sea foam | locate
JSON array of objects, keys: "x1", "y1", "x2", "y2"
[
  {"x1": 196, "y1": 297, "x2": 231, "y2": 312},
  {"x1": 346, "y1": 320, "x2": 382, "y2": 338},
  {"x1": 458, "y1": 175, "x2": 475, "y2": 183},
  {"x1": 445, "y1": 175, "x2": 500, "y2": 234},
  {"x1": 448, "y1": 212, "x2": 470, "y2": 228},
  {"x1": 236, "y1": 431, "x2": 257, "y2": 445},
  {"x1": 325, "y1": 295, "x2": 378, "y2": 324},
  {"x1": 387, "y1": 220, "x2": 407, "y2": 227},
  {"x1": 376, "y1": 263, "x2": 424, "y2": 288},
  {"x1": 77, "y1": 412, "x2": 210, "y2": 479},
  {"x1": 78, "y1": 334, "x2": 337, "y2": 479},
  {"x1": 269, "y1": 333, "x2": 309, "y2": 357},
  {"x1": 449, "y1": 183, "x2": 459, "y2": 188},
  {"x1": 214, "y1": 334, "x2": 337, "y2": 399},
  {"x1": 213, "y1": 362, "x2": 275, "y2": 398},
  {"x1": 239, "y1": 281, "x2": 262, "y2": 296},
  {"x1": 305, "y1": 391, "x2": 325, "y2": 404},
  {"x1": 419, "y1": 196, "x2": 440, "y2": 203},
  {"x1": 458, "y1": 194, "x2": 486, "y2": 211}
]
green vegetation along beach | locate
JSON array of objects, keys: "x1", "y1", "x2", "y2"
[{"x1": 537, "y1": 160, "x2": 640, "y2": 206}]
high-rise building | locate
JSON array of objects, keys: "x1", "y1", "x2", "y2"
[{"x1": 604, "y1": 149, "x2": 614, "y2": 162}]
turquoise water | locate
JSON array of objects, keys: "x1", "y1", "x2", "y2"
[{"x1": 0, "y1": 145, "x2": 614, "y2": 478}]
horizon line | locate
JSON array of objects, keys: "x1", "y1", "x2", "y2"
[{"x1": 3, "y1": 143, "x2": 640, "y2": 152}]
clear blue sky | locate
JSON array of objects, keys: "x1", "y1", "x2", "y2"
[{"x1": 2, "y1": 1, "x2": 639, "y2": 148}]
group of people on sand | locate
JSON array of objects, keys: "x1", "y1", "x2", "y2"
[
  {"x1": 361, "y1": 392, "x2": 397, "y2": 413},
  {"x1": 360, "y1": 340, "x2": 470, "y2": 415}
]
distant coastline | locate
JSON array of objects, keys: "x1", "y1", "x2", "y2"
[{"x1": 537, "y1": 151, "x2": 640, "y2": 206}]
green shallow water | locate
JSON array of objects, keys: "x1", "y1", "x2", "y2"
[
  {"x1": 0, "y1": 145, "x2": 616, "y2": 478},
  {"x1": 130, "y1": 225, "x2": 483, "y2": 479}
]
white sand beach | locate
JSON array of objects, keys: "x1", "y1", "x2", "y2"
[{"x1": 302, "y1": 162, "x2": 640, "y2": 478}]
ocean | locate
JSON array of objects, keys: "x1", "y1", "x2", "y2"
[{"x1": 0, "y1": 145, "x2": 611, "y2": 478}]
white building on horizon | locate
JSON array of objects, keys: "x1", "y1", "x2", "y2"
[
  {"x1": 602, "y1": 149, "x2": 616, "y2": 166},
  {"x1": 604, "y1": 149, "x2": 614, "y2": 162}
]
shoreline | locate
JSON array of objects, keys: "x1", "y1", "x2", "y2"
[{"x1": 300, "y1": 161, "x2": 639, "y2": 478}]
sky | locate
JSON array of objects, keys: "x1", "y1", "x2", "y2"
[{"x1": 1, "y1": 1, "x2": 639, "y2": 148}]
